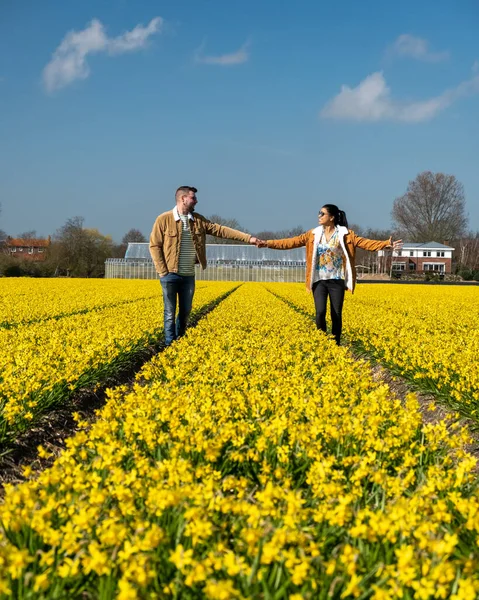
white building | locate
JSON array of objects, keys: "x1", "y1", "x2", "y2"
[{"x1": 378, "y1": 242, "x2": 454, "y2": 274}]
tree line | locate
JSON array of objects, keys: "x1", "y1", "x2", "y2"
[
  {"x1": 1, "y1": 171, "x2": 478, "y2": 279},
  {"x1": 0, "y1": 214, "x2": 148, "y2": 278}
]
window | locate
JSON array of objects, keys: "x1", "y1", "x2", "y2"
[
  {"x1": 409, "y1": 263, "x2": 416, "y2": 270},
  {"x1": 437, "y1": 251, "x2": 445, "y2": 257},
  {"x1": 397, "y1": 251, "x2": 402, "y2": 256},
  {"x1": 29, "y1": 247, "x2": 34, "y2": 254},
  {"x1": 410, "y1": 251, "x2": 414, "y2": 257},
  {"x1": 392, "y1": 263, "x2": 405, "y2": 271},
  {"x1": 423, "y1": 251, "x2": 431, "y2": 257},
  {"x1": 424, "y1": 263, "x2": 445, "y2": 273}
]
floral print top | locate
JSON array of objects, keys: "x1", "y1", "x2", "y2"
[{"x1": 312, "y1": 228, "x2": 345, "y2": 283}]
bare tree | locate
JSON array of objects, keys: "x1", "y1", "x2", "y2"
[
  {"x1": 0, "y1": 202, "x2": 7, "y2": 242},
  {"x1": 362, "y1": 227, "x2": 392, "y2": 240},
  {"x1": 205, "y1": 215, "x2": 250, "y2": 244},
  {"x1": 456, "y1": 231, "x2": 479, "y2": 271},
  {"x1": 52, "y1": 216, "x2": 113, "y2": 277},
  {"x1": 348, "y1": 223, "x2": 364, "y2": 236},
  {"x1": 82, "y1": 228, "x2": 115, "y2": 277},
  {"x1": 392, "y1": 171, "x2": 468, "y2": 242},
  {"x1": 16, "y1": 230, "x2": 38, "y2": 240},
  {"x1": 276, "y1": 226, "x2": 306, "y2": 239},
  {"x1": 354, "y1": 227, "x2": 393, "y2": 275},
  {"x1": 121, "y1": 228, "x2": 146, "y2": 244},
  {"x1": 255, "y1": 225, "x2": 305, "y2": 240},
  {"x1": 111, "y1": 228, "x2": 148, "y2": 259}
]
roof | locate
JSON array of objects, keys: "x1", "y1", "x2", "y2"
[
  {"x1": 125, "y1": 243, "x2": 306, "y2": 262},
  {"x1": 401, "y1": 242, "x2": 454, "y2": 250},
  {"x1": 7, "y1": 237, "x2": 51, "y2": 248}
]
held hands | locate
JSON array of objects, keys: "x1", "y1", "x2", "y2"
[{"x1": 249, "y1": 237, "x2": 267, "y2": 248}]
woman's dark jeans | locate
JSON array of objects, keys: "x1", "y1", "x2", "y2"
[
  {"x1": 159, "y1": 273, "x2": 195, "y2": 346},
  {"x1": 312, "y1": 279, "x2": 346, "y2": 345}
]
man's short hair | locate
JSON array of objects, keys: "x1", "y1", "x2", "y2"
[{"x1": 176, "y1": 186, "x2": 197, "y2": 201}]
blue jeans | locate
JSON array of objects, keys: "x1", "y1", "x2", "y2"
[{"x1": 159, "y1": 273, "x2": 195, "y2": 346}]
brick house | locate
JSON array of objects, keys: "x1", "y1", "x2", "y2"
[
  {"x1": 377, "y1": 242, "x2": 454, "y2": 274},
  {"x1": 4, "y1": 236, "x2": 51, "y2": 262}
]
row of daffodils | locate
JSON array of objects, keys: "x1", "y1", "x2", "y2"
[
  {"x1": 0, "y1": 280, "x2": 162, "y2": 328},
  {"x1": 1, "y1": 283, "x2": 478, "y2": 599},
  {"x1": 0, "y1": 280, "x2": 235, "y2": 443},
  {"x1": 269, "y1": 283, "x2": 479, "y2": 424}
]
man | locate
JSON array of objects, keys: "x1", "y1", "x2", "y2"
[{"x1": 150, "y1": 186, "x2": 260, "y2": 346}]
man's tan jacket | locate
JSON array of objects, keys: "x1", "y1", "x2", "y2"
[{"x1": 149, "y1": 207, "x2": 252, "y2": 276}]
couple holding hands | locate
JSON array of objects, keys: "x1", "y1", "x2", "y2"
[{"x1": 149, "y1": 186, "x2": 402, "y2": 347}]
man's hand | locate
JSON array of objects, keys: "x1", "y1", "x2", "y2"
[
  {"x1": 386, "y1": 237, "x2": 403, "y2": 251},
  {"x1": 249, "y1": 236, "x2": 267, "y2": 247}
]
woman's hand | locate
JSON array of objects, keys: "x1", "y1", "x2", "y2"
[{"x1": 386, "y1": 237, "x2": 403, "y2": 251}]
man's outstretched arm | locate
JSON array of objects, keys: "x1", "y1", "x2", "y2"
[{"x1": 203, "y1": 218, "x2": 257, "y2": 244}]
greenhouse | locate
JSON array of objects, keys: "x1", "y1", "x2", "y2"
[{"x1": 105, "y1": 243, "x2": 307, "y2": 282}]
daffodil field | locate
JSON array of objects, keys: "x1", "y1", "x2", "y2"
[
  {"x1": 0, "y1": 279, "x2": 236, "y2": 443},
  {"x1": 267, "y1": 284, "x2": 479, "y2": 425},
  {"x1": 1, "y1": 281, "x2": 479, "y2": 599}
]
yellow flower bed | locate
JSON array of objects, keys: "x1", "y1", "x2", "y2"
[
  {"x1": 1, "y1": 283, "x2": 478, "y2": 599},
  {"x1": 266, "y1": 283, "x2": 479, "y2": 421},
  {"x1": 0, "y1": 279, "x2": 161, "y2": 328},
  {"x1": 0, "y1": 281, "x2": 235, "y2": 442}
]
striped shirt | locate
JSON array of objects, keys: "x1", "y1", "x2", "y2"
[{"x1": 178, "y1": 214, "x2": 196, "y2": 276}]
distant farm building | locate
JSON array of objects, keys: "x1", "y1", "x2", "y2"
[
  {"x1": 3, "y1": 236, "x2": 51, "y2": 262},
  {"x1": 378, "y1": 242, "x2": 454, "y2": 274},
  {"x1": 105, "y1": 243, "x2": 307, "y2": 282}
]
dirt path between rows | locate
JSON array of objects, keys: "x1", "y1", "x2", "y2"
[{"x1": 356, "y1": 352, "x2": 479, "y2": 463}]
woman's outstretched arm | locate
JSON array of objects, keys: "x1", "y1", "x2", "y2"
[
  {"x1": 348, "y1": 231, "x2": 402, "y2": 252},
  {"x1": 263, "y1": 232, "x2": 309, "y2": 250}
]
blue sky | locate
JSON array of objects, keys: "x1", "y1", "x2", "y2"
[{"x1": 1, "y1": 0, "x2": 478, "y2": 242}]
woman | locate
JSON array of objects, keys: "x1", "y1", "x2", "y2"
[{"x1": 260, "y1": 204, "x2": 402, "y2": 345}]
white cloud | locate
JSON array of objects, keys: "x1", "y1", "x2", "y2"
[
  {"x1": 194, "y1": 40, "x2": 250, "y2": 66},
  {"x1": 43, "y1": 17, "x2": 162, "y2": 92},
  {"x1": 320, "y1": 70, "x2": 479, "y2": 123},
  {"x1": 108, "y1": 18, "x2": 162, "y2": 54},
  {"x1": 389, "y1": 34, "x2": 449, "y2": 62}
]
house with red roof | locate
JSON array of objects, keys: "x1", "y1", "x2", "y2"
[{"x1": 3, "y1": 236, "x2": 51, "y2": 262}]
